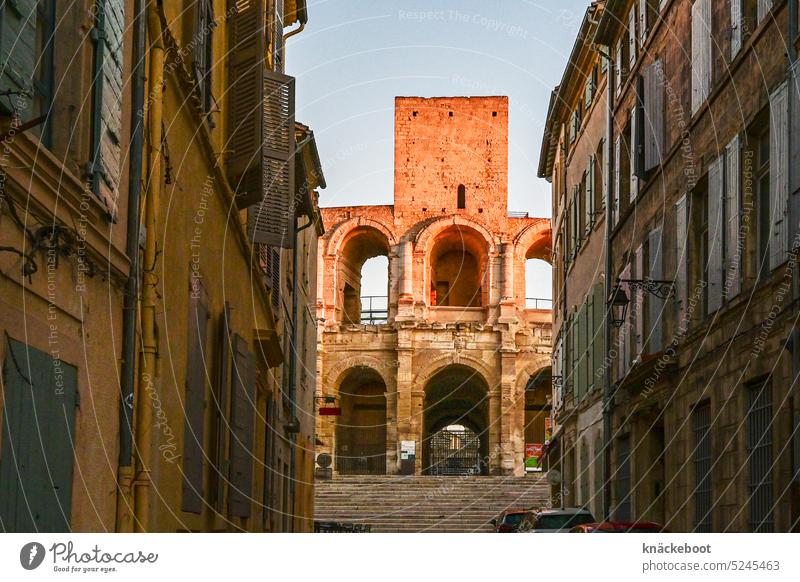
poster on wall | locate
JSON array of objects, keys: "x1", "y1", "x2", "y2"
[
  {"x1": 400, "y1": 440, "x2": 416, "y2": 475},
  {"x1": 525, "y1": 443, "x2": 544, "y2": 472}
]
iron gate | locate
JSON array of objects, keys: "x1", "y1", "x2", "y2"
[
  {"x1": 427, "y1": 427, "x2": 482, "y2": 475},
  {"x1": 336, "y1": 427, "x2": 386, "y2": 475}
]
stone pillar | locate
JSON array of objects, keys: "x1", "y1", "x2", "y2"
[
  {"x1": 498, "y1": 242, "x2": 517, "y2": 323},
  {"x1": 385, "y1": 386, "x2": 398, "y2": 474},
  {"x1": 388, "y1": 245, "x2": 401, "y2": 322},
  {"x1": 395, "y1": 335, "x2": 415, "y2": 473},
  {"x1": 488, "y1": 386, "x2": 502, "y2": 474},
  {"x1": 397, "y1": 241, "x2": 415, "y2": 320},
  {"x1": 500, "y1": 350, "x2": 519, "y2": 475},
  {"x1": 411, "y1": 388, "x2": 425, "y2": 474}
]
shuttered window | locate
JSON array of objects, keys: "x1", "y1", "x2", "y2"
[
  {"x1": 638, "y1": 0, "x2": 650, "y2": 47},
  {"x1": 747, "y1": 379, "x2": 774, "y2": 532},
  {"x1": 633, "y1": 76, "x2": 645, "y2": 180},
  {"x1": 0, "y1": 338, "x2": 78, "y2": 532},
  {"x1": 756, "y1": 0, "x2": 773, "y2": 25},
  {"x1": 228, "y1": 333, "x2": 256, "y2": 518},
  {"x1": 586, "y1": 154, "x2": 595, "y2": 230},
  {"x1": 790, "y1": 62, "x2": 800, "y2": 250},
  {"x1": 592, "y1": 283, "x2": 605, "y2": 387},
  {"x1": 615, "y1": 40, "x2": 624, "y2": 96},
  {"x1": 619, "y1": 263, "x2": 632, "y2": 376},
  {"x1": 615, "y1": 436, "x2": 632, "y2": 522},
  {"x1": 647, "y1": 227, "x2": 663, "y2": 352},
  {"x1": 692, "y1": 401, "x2": 713, "y2": 532},
  {"x1": 194, "y1": 0, "x2": 215, "y2": 114},
  {"x1": 628, "y1": 7, "x2": 637, "y2": 70},
  {"x1": 614, "y1": 136, "x2": 622, "y2": 225},
  {"x1": 643, "y1": 60, "x2": 664, "y2": 173},
  {"x1": 182, "y1": 275, "x2": 210, "y2": 514},
  {"x1": 259, "y1": 244, "x2": 282, "y2": 315},
  {"x1": 691, "y1": 0, "x2": 712, "y2": 115},
  {"x1": 629, "y1": 107, "x2": 639, "y2": 202},
  {"x1": 633, "y1": 245, "x2": 644, "y2": 357},
  {"x1": 675, "y1": 194, "x2": 689, "y2": 330},
  {"x1": 725, "y1": 136, "x2": 742, "y2": 298},
  {"x1": 0, "y1": 1, "x2": 37, "y2": 120},
  {"x1": 769, "y1": 81, "x2": 789, "y2": 270},
  {"x1": 730, "y1": 0, "x2": 743, "y2": 59},
  {"x1": 707, "y1": 154, "x2": 725, "y2": 313},
  {"x1": 211, "y1": 303, "x2": 232, "y2": 513}
]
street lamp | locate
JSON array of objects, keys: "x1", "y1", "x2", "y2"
[
  {"x1": 608, "y1": 284, "x2": 629, "y2": 328},
  {"x1": 608, "y1": 278, "x2": 675, "y2": 327}
]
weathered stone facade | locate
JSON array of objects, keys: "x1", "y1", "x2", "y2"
[{"x1": 315, "y1": 97, "x2": 552, "y2": 476}]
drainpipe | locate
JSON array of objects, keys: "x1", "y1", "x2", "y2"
[
  {"x1": 133, "y1": 0, "x2": 165, "y2": 533},
  {"x1": 600, "y1": 47, "x2": 615, "y2": 522},
  {"x1": 789, "y1": 0, "x2": 800, "y2": 526},
  {"x1": 116, "y1": 0, "x2": 146, "y2": 532}
]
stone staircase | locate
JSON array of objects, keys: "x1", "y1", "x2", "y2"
[{"x1": 314, "y1": 474, "x2": 551, "y2": 533}]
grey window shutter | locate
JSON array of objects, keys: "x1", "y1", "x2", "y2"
[
  {"x1": 628, "y1": 7, "x2": 637, "y2": 69},
  {"x1": 226, "y1": 0, "x2": 266, "y2": 208},
  {"x1": 182, "y1": 276, "x2": 210, "y2": 514},
  {"x1": 638, "y1": 0, "x2": 648, "y2": 47},
  {"x1": 757, "y1": 0, "x2": 773, "y2": 25},
  {"x1": 633, "y1": 76, "x2": 646, "y2": 179},
  {"x1": 730, "y1": 0, "x2": 743, "y2": 59},
  {"x1": 648, "y1": 227, "x2": 664, "y2": 352},
  {"x1": 587, "y1": 154, "x2": 595, "y2": 229},
  {"x1": 769, "y1": 81, "x2": 789, "y2": 270},
  {"x1": 592, "y1": 283, "x2": 605, "y2": 386},
  {"x1": 725, "y1": 135, "x2": 742, "y2": 298},
  {"x1": 707, "y1": 154, "x2": 724, "y2": 313},
  {"x1": 212, "y1": 303, "x2": 232, "y2": 513},
  {"x1": 619, "y1": 263, "x2": 632, "y2": 376},
  {"x1": 228, "y1": 333, "x2": 256, "y2": 518},
  {"x1": 633, "y1": 245, "x2": 644, "y2": 357},
  {"x1": 0, "y1": 1, "x2": 36, "y2": 117},
  {"x1": 0, "y1": 338, "x2": 77, "y2": 532},
  {"x1": 630, "y1": 106, "x2": 639, "y2": 202},
  {"x1": 691, "y1": 0, "x2": 711, "y2": 115},
  {"x1": 615, "y1": 41, "x2": 624, "y2": 96},
  {"x1": 675, "y1": 194, "x2": 689, "y2": 330},
  {"x1": 260, "y1": 245, "x2": 282, "y2": 315},
  {"x1": 644, "y1": 60, "x2": 664, "y2": 173},
  {"x1": 248, "y1": 71, "x2": 296, "y2": 248},
  {"x1": 614, "y1": 135, "x2": 622, "y2": 224},
  {"x1": 576, "y1": 304, "x2": 585, "y2": 399}
]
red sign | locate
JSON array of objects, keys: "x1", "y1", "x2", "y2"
[{"x1": 319, "y1": 407, "x2": 341, "y2": 416}]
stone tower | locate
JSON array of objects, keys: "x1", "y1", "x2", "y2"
[{"x1": 315, "y1": 97, "x2": 552, "y2": 476}]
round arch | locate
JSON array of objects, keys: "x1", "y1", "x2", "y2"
[
  {"x1": 324, "y1": 216, "x2": 397, "y2": 258},
  {"x1": 513, "y1": 221, "x2": 553, "y2": 309},
  {"x1": 414, "y1": 215, "x2": 497, "y2": 256},
  {"x1": 325, "y1": 356, "x2": 393, "y2": 393},
  {"x1": 414, "y1": 353, "x2": 497, "y2": 391}
]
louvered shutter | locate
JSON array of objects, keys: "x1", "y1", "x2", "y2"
[
  {"x1": 707, "y1": 154, "x2": 724, "y2": 313},
  {"x1": 586, "y1": 292, "x2": 594, "y2": 392},
  {"x1": 0, "y1": 1, "x2": 36, "y2": 117},
  {"x1": 260, "y1": 244, "x2": 282, "y2": 315},
  {"x1": 614, "y1": 136, "x2": 622, "y2": 224},
  {"x1": 691, "y1": 0, "x2": 711, "y2": 114},
  {"x1": 182, "y1": 275, "x2": 210, "y2": 514},
  {"x1": 628, "y1": 7, "x2": 637, "y2": 69},
  {"x1": 725, "y1": 135, "x2": 742, "y2": 298},
  {"x1": 648, "y1": 227, "x2": 664, "y2": 352},
  {"x1": 639, "y1": 0, "x2": 648, "y2": 47},
  {"x1": 248, "y1": 71, "x2": 296, "y2": 248},
  {"x1": 96, "y1": 0, "x2": 125, "y2": 208},
  {"x1": 769, "y1": 81, "x2": 789, "y2": 270},
  {"x1": 212, "y1": 303, "x2": 232, "y2": 512},
  {"x1": 644, "y1": 60, "x2": 664, "y2": 172},
  {"x1": 634, "y1": 245, "x2": 644, "y2": 357},
  {"x1": 576, "y1": 303, "x2": 585, "y2": 399},
  {"x1": 730, "y1": 0, "x2": 743, "y2": 59},
  {"x1": 592, "y1": 283, "x2": 605, "y2": 387},
  {"x1": 757, "y1": 0, "x2": 773, "y2": 25},
  {"x1": 675, "y1": 194, "x2": 689, "y2": 330},
  {"x1": 228, "y1": 333, "x2": 256, "y2": 518},
  {"x1": 615, "y1": 41, "x2": 624, "y2": 96},
  {"x1": 619, "y1": 263, "x2": 632, "y2": 376},
  {"x1": 226, "y1": 0, "x2": 266, "y2": 208},
  {"x1": 633, "y1": 77, "x2": 646, "y2": 179},
  {"x1": 790, "y1": 62, "x2": 800, "y2": 251},
  {"x1": 630, "y1": 106, "x2": 639, "y2": 201},
  {"x1": 587, "y1": 155, "x2": 595, "y2": 230},
  {"x1": 572, "y1": 185, "x2": 579, "y2": 252}
]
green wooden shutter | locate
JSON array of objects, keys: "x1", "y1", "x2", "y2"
[
  {"x1": 228, "y1": 333, "x2": 255, "y2": 518},
  {"x1": 182, "y1": 276, "x2": 210, "y2": 514},
  {"x1": 592, "y1": 283, "x2": 605, "y2": 387},
  {"x1": 0, "y1": 0, "x2": 36, "y2": 117},
  {"x1": 0, "y1": 338, "x2": 77, "y2": 532}
]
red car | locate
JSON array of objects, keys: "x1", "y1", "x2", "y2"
[
  {"x1": 491, "y1": 510, "x2": 533, "y2": 533},
  {"x1": 570, "y1": 521, "x2": 669, "y2": 533}
]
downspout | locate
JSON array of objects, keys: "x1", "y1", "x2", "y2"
[
  {"x1": 600, "y1": 47, "x2": 615, "y2": 522},
  {"x1": 116, "y1": 0, "x2": 146, "y2": 532},
  {"x1": 789, "y1": 0, "x2": 800, "y2": 528},
  {"x1": 133, "y1": 0, "x2": 165, "y2": 533},
  {"x1": 283, "y1": 0, "x2": 307, "y2": 42}
]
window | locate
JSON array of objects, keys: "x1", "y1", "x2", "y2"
[
  {"x1": 595, "y1": 139, "x2": 605, "y2": 216},
  {"x1": 690, "y1": 176, "x2": 709, "y2": 318},
  {"x1": 615, "y1": 435, "x2": 632, "y2": 522},
  {"x1": 457, "y1": 184, "x2": 466, "y2": 209},
  {"x1": 194, "y1": 0, "x2": 215, "y2": 116},
  {"x1": 691, "y1": 0, "x2": 712, "y2": 115},
  {"x1": 692, "y1": 401, "x2": 713, "y2": 532},
  {"x1": 747, "y1": 378, "x2": 774, "y2": 532},
  {"x1": 33, "y1": 0, "x2": 55, "y2": 146},
  {"x1": 755, "y1": 125, "x2": 771, "y2": 282}
]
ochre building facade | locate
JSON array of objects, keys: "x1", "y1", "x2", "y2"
[{"x1": 315, "y1": 97, "x2": 552, "y2": 477}]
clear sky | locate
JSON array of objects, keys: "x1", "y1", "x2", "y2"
[{"x1": 287, "y1": 0, "x2": 589, "y2": 299}]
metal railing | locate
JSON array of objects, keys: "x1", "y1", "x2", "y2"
[
  {"x1": 526, "y1": 297, "x2": 553, "y2": 310},
  {"x1": 508, "y1": 211, "x2": 530, "y2": 218},
  {"x1": 360, "y1": 295, "x2": 388, "y2": 324}
]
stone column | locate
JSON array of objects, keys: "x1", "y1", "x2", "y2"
[
  {"x1": 396, "y1": 240, "x2": 415, "y2": 320},
  {"x1": 395, "y1": 333, "x2": 415, "y2": 473},
  {"x1": 385, "y1": 385, "x2": 398, "y2": 474},
  {"x1": 488, "y1": 386, "x2": 502, "y2": 474},
  {"x1": 498, "y1": 242, "x2": 517, "y2": 323},
  {"x1": 499, "y1": 350, "x2": 519, "y2": 475}
]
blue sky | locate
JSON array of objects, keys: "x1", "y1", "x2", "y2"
[{"x1": 287, "y1": 0, "x2": 588, "y2": 298}]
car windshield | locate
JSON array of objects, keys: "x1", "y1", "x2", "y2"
[
  {"x1": 503, "y1": 513, "x2": 526, "y2": 526},
  {"x1": 536, "y1": 513, "x2": 594, "y2": 530}
]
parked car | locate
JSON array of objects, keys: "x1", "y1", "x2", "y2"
[
  {"x1": 490, "y1": 509, "x2": 533, "y2": 532},
  {"x1": 519, "y1": 508, "x2": 596, "y2": 532},
  {"x1": 570, "y1": 521, "x2": 669, "y2": 533}
]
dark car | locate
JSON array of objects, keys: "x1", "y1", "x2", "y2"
[
  {"x1": 519, "y1": 508, "x2": 596, "y2": 532},
  {"x1": 491, "y1": 510, "x2": 532, "y2": 532},
  {"x1": 570, "y1": 521, "x2": 670, "y2": 533}
]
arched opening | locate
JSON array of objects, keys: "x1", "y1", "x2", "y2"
[
  {"x1": 524, "y1": 368, "x2": 552, "y2": 472},
  {"x1": 337, "y1": 227, "x2": 390, "y2": 324},
  {"x1": 335, "y1": 367, "x2": 387, "y2": 475},
  {"x1": 457, "y1": 184, "x2": 466, "y2": 209},
  {"x1": 525, "y1": 258, "x2": 552, "y2": 310},
  {"x1": 422, "y1": 364, "x2": 489, "y2": 475},
  {"x1": 428, "y1": 225, "x2": 488, "y2": 308}
]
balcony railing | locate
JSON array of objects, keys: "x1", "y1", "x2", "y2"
[
  {"x1": 360, "y1": 295, "x2": 388, "y2": 324},
  {"x1": 526, "y1": 297, "x2": 553, "y2": 310}
]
